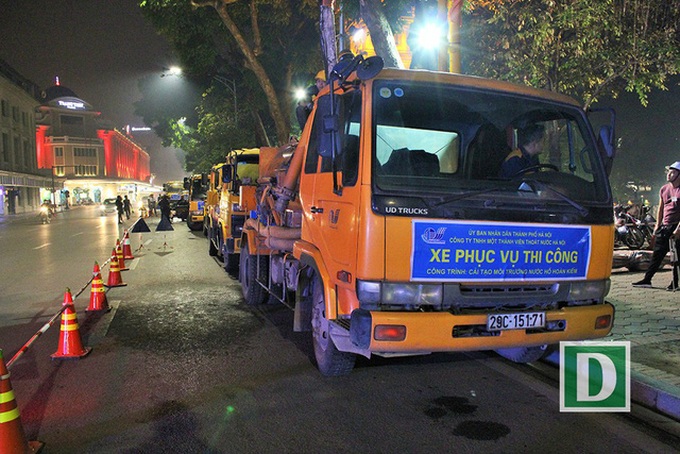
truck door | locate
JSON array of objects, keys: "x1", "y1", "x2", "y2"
[{"x1": 300, "y1": 91, "x2": 363, "y2": 309}]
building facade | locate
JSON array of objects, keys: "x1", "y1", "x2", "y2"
[
  {"x1": 35, "y1": 81, "x2": 153, "y2": 205},
  {"x1": 0, "y1": 59, "x2": 56, "y2": 215}
]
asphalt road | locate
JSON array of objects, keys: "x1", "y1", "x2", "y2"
[{"x1": 0, "y1": 207, "x2": 678, "y2": 453}]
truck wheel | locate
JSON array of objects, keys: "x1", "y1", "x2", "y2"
[
  {"x1": 495, "y1": 345, "x2": 548, "y2": 363},
  {"x1": 208, "y1": 228, "x2": 218, "y2": 256},
  {"x1": 224, "y1": 253, "x2": 239, "y2": 274},
  {"x1": 310, "y1": 274, "x2": 356, "y2": 376},
  {"x1": 239, "y1": 242, "x2": 268, "y2": 305}
]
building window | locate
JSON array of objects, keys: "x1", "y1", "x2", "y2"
[
  {"x1": 74, "y1": 147, "x2": 97, "y2": 157},
  {"x1": 55, "y1": 147, "x2": 63, "y2": 157},
  {"x1": 23, "y1": 141, "x2": 31, "y2": 168},
  {"x1": 1, "y1": 133, "x2": 8, "y2": 162},
  {"x1": 74, "y1": 165, "x2": 97, "y2": 176},
  {"x1": 54, "y1": 166, "x2": 65, "y2": 176},
  {"x1": 14, "y1": 137, "x2": 20, "y2": 167},
  {"x1": 60, "y1": 115, "x2": 85, "y2": 136},
  {"x1": 1, "y1": 100, "x2": 8, "y2": 117},
  {"x1": 11, "y1": 106, "x2": 19, "y2": 122}
]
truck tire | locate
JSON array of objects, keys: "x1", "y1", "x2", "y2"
[
  {"x1": 208, "y1": 227, "x2": 218, "y2": 256},
  {"x1": 239, "y1": 241, "x2": 268, "y2": 305},
  {"x1": 224, "y1": 253, "x2": 239, "y2": 274},
  {"x1": 495, "y1": 345, "x2": 548, "y2": 363},
  {"x1": 310, "y1": 274, "x2": 356, "y2": 376},
  {"x1": 187, "y1": 221, "x2": 202, "y2": 231}
]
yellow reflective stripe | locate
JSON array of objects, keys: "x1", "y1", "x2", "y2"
[
  {"x1": 0, "y1": 389, "x2": 15, "y2": 404},
  {"x1": 61, "y1": 324, "x2": 79, "y2": 331},
  {"x1": 62, "y1": 313, "x2": 77, "y2": 321},
  {"x1": 0, "y1": 407, "x2": 20, "y2": 423},
  {"x1": 92, "y1": 287, "x2": 105, "y2": 293}
]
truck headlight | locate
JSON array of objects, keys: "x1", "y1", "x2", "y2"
[
  {"x1": 568, "y1": 279, "x2": 610, "y2": 302},
  {"x1": 357, "y1": 280, "x2": 443, "y2": 306}
]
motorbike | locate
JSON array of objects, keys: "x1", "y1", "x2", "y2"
[
  {"x1": 614, "y1": 204, "x2": 647, "y2": 250},
  {"x1": 39, "y1": 205, "x2": 53, "y2": 224}
]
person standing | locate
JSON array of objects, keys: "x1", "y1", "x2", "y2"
[
  {"x1": 115, "y1": 195, "x2": 124, "y2": 224},
  {"x1": 633, "y1": 161, "x2": 680, "y2": 290},
  {"x1": 123, "y1": 195, "x2": 132, "y2": 219},
  {"x1": 148, "y1": 194, "x2": 157, "y2": 216},
  {"x1": 158, "y1": 193, "x2": 171, "y2": 223}
]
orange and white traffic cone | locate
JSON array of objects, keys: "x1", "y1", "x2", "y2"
[
  {"x1": 51, "y1": 289, "x2": 91, "y2": 360},
  {"x1": 115, "y1": 240, "x2": 128, "y2": 271},
  {"x1": 122, "y1": 230, "x2": 134, "y2": 260},
  {"x1": 105, "y1": 250, "x2": 127, "y2": 288},
  {"x1": 86, "y1": 262, "x2": 109, "y2": 312},
  {"x1": 0, "y1": 350, "x2": 44, "y2": 454}
]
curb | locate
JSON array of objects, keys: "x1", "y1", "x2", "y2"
[{"x1": 544, "y1": 350, "x2": 680, "y2": 421}]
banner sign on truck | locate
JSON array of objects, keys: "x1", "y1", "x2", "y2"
[{"x1": 411, "y1": 220, "x2": 591, "y2": 282}]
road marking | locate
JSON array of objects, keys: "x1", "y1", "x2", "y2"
[
  {"x1": 33, "y1": 243, "x2": 51, "y2": 250},
  {"x1": 71, "y1": 232, "x2": 84, "y2": 237}
]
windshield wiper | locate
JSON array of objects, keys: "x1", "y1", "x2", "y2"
[
  {"x1": 432, "y1": 187, "x2": 504, "y2": 207},
  {"x1": 520, "y1": 179, "x2": 589, "y2": 217}
]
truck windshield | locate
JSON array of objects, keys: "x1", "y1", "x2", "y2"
[{"x1": 372, "y1": 80, "x2": 610, "y2": 205}]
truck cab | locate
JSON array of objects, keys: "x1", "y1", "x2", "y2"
[
  {"x1": 207, "y1": 149, "x2": 260, "y2": 272},
  {"x1": 241, "y1": 56, "x2": 617, "y2": 375},
  {"x1": 184, "y1": 174, "x2": 208, "y2": 231}
]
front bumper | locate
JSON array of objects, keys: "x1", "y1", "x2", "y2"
[{"x1": 347, "y1": 303, "x2": 614, "y2": 354}]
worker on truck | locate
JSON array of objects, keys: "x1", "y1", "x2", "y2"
[{"x1": 240, "y1": 54, "x2": 617, "y2": 376}]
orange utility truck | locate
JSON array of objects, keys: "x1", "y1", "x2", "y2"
[
  {"x1": 184, "y1": 173, "x2": 208, "y2": 231},
  {"x1": 206, "y1": 149, "x2": 260, "y2": 272},
  {"x1": 240, "y1": 55, "x2": 617, "y2": 376}
]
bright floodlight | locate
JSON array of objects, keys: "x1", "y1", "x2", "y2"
[
  {"x1": 352, "y1": 28, "x2": 366, "y2": 43},
  {"x1": 294, "y1": 88, "x2": 307, "y2": 101},
  {"x1": 168, "y1": 66, "x2": 182, "y2": 76},
  {"x1": 415, "y1": 24, "x2": 443, "y2": 49}
]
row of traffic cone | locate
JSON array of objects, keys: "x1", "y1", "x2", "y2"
[
  {"x1": 1, "y1": 231, "x2": 137, "y2": 452},
  {"x1": 55, "y1": 230, "x2": 135, "y2": 355}
]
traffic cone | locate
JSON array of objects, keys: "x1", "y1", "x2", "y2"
[
  {"x1": 0, "y1": 350, "x2": 44, "y2": 454},
  {"x1": 86, "y1": 262, "x2": 109, "y2": 312},
  {"x1": 122, "y1": 230, "x2": 134, "y2": 260},
  {"x1": 115, "y1": 240, "x2": 128, "y2": 271},
  {"x1": 105, "y1": 250, "x2": 127, "y2": 288},
  {"x1": 51, "y1": 289, "x2": 91, "y2": 360}
]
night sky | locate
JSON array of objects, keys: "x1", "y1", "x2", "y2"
[
  {"x1": 1, "y1": 1, "x2": 678, "y2": 193},
  {"x1": 0, "y1": 0, "x2": 185, "y2": 182}
]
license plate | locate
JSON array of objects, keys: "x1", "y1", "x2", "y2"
[{"x1": 487, "y1": 312, "x2": 545, "y2": 331}]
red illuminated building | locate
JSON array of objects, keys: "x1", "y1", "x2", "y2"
[{"x1": 35, "y1": 80, "x2": 152, "y2": 203}]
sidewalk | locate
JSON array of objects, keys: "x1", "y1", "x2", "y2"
[
  {"x1": 607, "y1": 266, "x2": 680, "y2": 419},
  {"x1": 547, "y1": 261, "x2": 680, "y2": 421}
]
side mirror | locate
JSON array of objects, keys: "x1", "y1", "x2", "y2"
[
  {"x1": 588, "y1": 107, "x2": 616, "y2": 176},
  {"x1": 315, "y1": 95, "x2": 340, "y2": 159}
]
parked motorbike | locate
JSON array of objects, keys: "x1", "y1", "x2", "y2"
[{"x1": 614, "y1": 204, "x2": 647, "y2": 250}]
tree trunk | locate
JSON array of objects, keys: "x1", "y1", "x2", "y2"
[
  {"x1": 319, "y1": 0, "x2": 337, "y2": 77},
  {"x1": 196, "y1": 0, "x2": 290, "y2": 145},
  {"x1": 359, "y1": 0, "x2": 405, "y2": 69}
]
